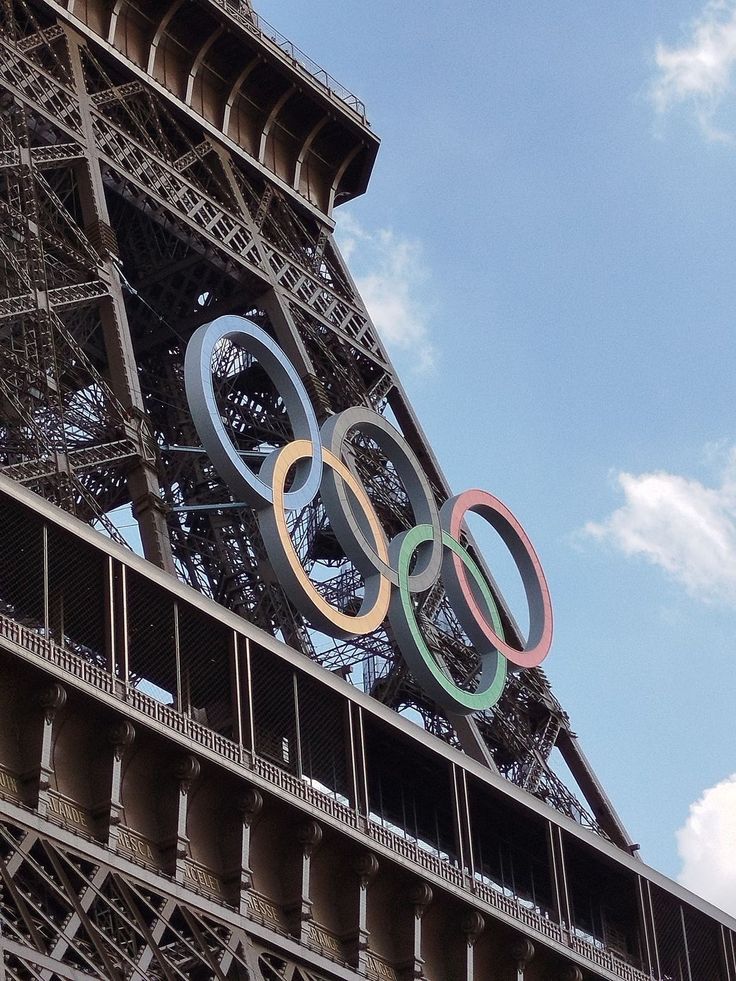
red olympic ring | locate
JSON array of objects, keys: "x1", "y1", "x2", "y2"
[{"x1": 440, "y1": 490, "x2": 553, "y2": 670}]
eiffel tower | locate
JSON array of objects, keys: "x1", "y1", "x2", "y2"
[{"x1": 0, "y1": 1, "x2": 734, "y2": 980}]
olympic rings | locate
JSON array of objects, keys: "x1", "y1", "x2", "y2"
[
  {"x1": 185, "y1": 315, "x2": 553, "y2": 715},
  {"x1": 439, "y1": 491, "x2": 553, "y2": 670},
  {"x1": 388, "y1": 526, "x2": 507, "y2": 715},
  {"x1": 257, "y1": 440, "x2": 391, "y2": 638},
  {"x1": 184, "y1": 317, "x2": 323, "y2": 510},
  {"x1": 320, "y1": 407, "x2": 443, "y2": 592}
]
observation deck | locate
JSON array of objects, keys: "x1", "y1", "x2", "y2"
[
  {"x1": 0, "y1": 476, "x2": 733, "y2": 981},
  {"x1": 31, "y1": 0, "x2": 379, "y2": 217}
]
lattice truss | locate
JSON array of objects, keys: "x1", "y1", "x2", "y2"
[
  {"x1": 0, "y1": 0, "x2": 606, "y2": 837},
  {"x1": 0, "y1": 813, "x2": 327, "y2": 981}
]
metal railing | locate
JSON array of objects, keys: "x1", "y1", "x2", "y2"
[
  {"x1": 570, "y1": 938, "x2": 653, "y2": 981},
  {"x1": 208, "y1": 0, "x2": 368, "y2": 123}
]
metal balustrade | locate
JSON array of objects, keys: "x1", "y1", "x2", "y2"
[{"x1": 206, "y1": 0, "x2": 368, "y2": 122}]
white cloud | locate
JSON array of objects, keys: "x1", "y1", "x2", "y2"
[
  {"x1": 650, "y1": 1, "x2": 736, "y2": 140},
  {"x1": 585, "y1": 449, "x2": 736, "y2": 605},
  {"x1": 336, "y1": 213, "x2": 436, "y2": 374},
  {"x1": 677, "y1": 774, "x2": 736, "y2": 915}
]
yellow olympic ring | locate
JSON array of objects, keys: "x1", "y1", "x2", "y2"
[{"x1": 257, "y1": 440, "x2": 392, "y2": 638}]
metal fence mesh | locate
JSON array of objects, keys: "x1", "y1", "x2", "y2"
[
  {"x1": 683, "y1": 904, "x2": 724, "y2": 981},
  {"x1": 365, "y1": 716, "x2": 458, "y2": 862},
  {"x1": 295, "y1": 671, "x2": 350, "y2": 803},
  {"x1": 250, "y1": 646, "x2": 297, "y2": 774},
  {"x1": 468, "y1": 774, "x2": 555, "y2": 920},
  {"x1": 651, "y1": 885, "x2": 693, "y2": 981},
  {"x1": 126, "y1": 570, "x2": 176, "y2": 705},
  {"x1": 47, "y1": 524, "x2": 106, "y2": 666},
  {"x1": 178, "y1": 599, "x2": 233, "y2": 737},
  {"x1": 651, "y1": 884, "x2": 725, "y2": 981},
  {"x1": 564, "y1": 833, "x2": 642, "y2": 965},
  {"x1": 0, "y1": 493, "x2": 43, "y2": 629},
  {"x1": 656, "y1": 886, "x2": 688, "y2": 980}
]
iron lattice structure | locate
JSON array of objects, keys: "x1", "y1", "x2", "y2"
[
  {"x1": 0, "y1": 813, "x2": 266, "y2": 980},
  {"x1": 0, "y1": 0, "x2": 630, "y2": 857}
]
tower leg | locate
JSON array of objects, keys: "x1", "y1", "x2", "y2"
[{"x1": 64, "y1": 28, "x2": 174, "y2": 573}]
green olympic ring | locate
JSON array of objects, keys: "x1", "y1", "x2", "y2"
[{"x1": 388, "y1": 525, "x2": 507, "y2": 714}]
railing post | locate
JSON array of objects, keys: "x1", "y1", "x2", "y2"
[
  {"x1": 551, "y1": 826, "x2": 573, "y2": 938},
  {"x1": 245, "y1": 636, "x2": 256, "y2": 756},
  {"x1": 346, "y1": 700, "x2": 360, "y2": 813},
  {"x1": 635, "y1": 873, "x2": 656, "y2": 978},
  {"x1": 173, "y1": 601, "x2": 182, "y2": 714},
  {"x1": 119, "y1": 564, "x2": 129, "y2": 687},
  {"x1": 355, "y1": 707, "x2": 370, "y2": 821},
  {"x1": 42, "y1": 522, "x2": 49, "y2": 634},
  {"x1": 232, "y1": 631, "x2": 244, "y2": 749},
  {"x1": 105, "y1": 555, "x2": 116, "y2": 678},
  {"x1": 547, "y1": 820, "x2": 565, "y2": 931},
  {"x1": 451, "y1": 763, "x2": 467, "y2": 881},
  {"x1": 644, "y1": 879, "x2": 662, "y2": 979},
  {"x1": 293, "y1": 672, "x2": 303, "y2": 778},
  {"x1": 720, "y1": 923, "x2": 736, "y2": 981},
  {"x1": 460, "y1": 770, "x2": 475, "y2": 887}
]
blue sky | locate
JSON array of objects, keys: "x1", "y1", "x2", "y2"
[{"x1": 252, "y1": 0, "x2": 736, "y2": 910}]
